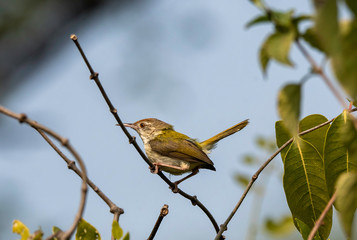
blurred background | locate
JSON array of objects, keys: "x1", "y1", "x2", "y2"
[{"x1": 0, "y1": 0, "x2": 347, "y2": 239}]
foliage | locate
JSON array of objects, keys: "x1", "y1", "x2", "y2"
[{"x1": 249, "y1": 0, "x2": 357, "y2": 239}]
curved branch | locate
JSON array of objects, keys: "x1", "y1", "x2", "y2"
[
  {"x1": 71, "y1": 34, "x2": 221, "y2": 235},
  {"x1": 0, "y1": 106, "x2": 88, "y2": 240}
]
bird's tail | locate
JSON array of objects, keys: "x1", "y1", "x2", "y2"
[{"x1": 200, "y1": 119, "x2": 249, "y2": 154}]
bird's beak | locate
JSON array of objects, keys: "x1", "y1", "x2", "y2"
[{"x1": 123, "y1": 123, "x2": 136, "y2": 129}]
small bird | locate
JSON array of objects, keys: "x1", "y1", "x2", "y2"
[{"x1": 124, "y1": 118, "x2": 248, "y2": 192}]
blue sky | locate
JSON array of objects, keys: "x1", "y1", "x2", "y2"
[{"x1": 0, "y1": 0, "x2": 347, "y2": 239}]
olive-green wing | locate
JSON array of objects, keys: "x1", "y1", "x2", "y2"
[{"x1": 149, "y1": 138, "x2": 215, "y2": 170}]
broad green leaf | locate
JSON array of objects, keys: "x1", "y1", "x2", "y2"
[
  {"x1": 324, "y1": 111, "x2": 357, "y2": 198},
  {"x1": 276, "y1": 114, "x2": 329, "y2": 162},
  {"x1": 277, "y1": 83, "x2": 301, "y2": 136},
  {"x1": 122, "y1": 232, "x2": 130, "y2": 240},
  {"x1": 264, "y1": 215, "x2": 294, "y2": 236},
  {"x1": 283, "y1": 138, "x2": 332, "y2": 240},
  {"x1": 12, "y1": 220, "x2": 30, "y2": 240},
  {"x1": 75, "y1": 219, "x2": 101, "y2": 240},
  {"x1": 112, "y1": 220, "x2": 123, "y2": 239},
  {"x1": 295, "y1": 218, "x2": 322, "y2": 240},
  {"x1": 275, "y1": 120, "x2": 292, "y2": 162},
  {"x1": 299, "y1": 114, "x2": 329, "y2": 157},
  {"x1": 246, "y1": 15, "x2": 270, "y2": 28},
  {"x1": 335, "y1": 172, "x2": 357, "y2": 238},
  {"x1": 345, "y1": 0, "x2": 357, "y2": 16},
  {"x1": 265, "y1": 30, "x2": 295, "y2": 66},
  {"x1": 313, "y1": 0, "x2": 340, "y2": 55},
  {"x1": 302, "y1": 28, "x2": 324, "y2": 52},
  {"x1": 331, "y1": 19, "x2": 357, "y2": 99}
]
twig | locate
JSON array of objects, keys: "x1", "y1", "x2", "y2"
[
  {"x1": 0, "y1": 106, "x2": 88, "y2": 240},
  {"x1": 71, "y1": 34, "x2": 221, "y2": 235},
  {"x1": 308, "y1": 192, "x2": 337, "y2": 240},
  {"x1": 295, "y1": 39, "x2": 349, "y2": 109},
  {"x1": 213, "y1": 113, "x2": 349, "y2": 240},
  {"x1": 147, "y1": 204, "x2": 169, "y2": 240}
]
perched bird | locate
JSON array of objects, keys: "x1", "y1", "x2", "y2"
[{"x1": 124, "y1": 118, "x2": 248, "y2": 191}]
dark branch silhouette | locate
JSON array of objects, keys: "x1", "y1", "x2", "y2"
[{"x1": 71, "y1": 34, "x2": 221, "y2": 236}]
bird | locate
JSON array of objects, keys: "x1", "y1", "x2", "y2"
[{"x1": 124, "y1": 118, "x2": 248, "y2": 192}]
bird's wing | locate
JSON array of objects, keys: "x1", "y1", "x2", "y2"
[{"x1": 149, "y1": 138, "x2": 215, "y2": 169}]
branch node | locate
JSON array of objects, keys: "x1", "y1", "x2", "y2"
[
  {"x1": 89, "y1": 72, "x2": 99, "y2": 80},
  {"x1": 67, "y1": 160, "x2": 76, "y2": 169},
  {"x1": 111, "y1": 108, "x2": 118, "y2": 114},
  {"x1": 252, "y1": 174, "x2": 258, "y2": 180},
  {"x1": 110, "y1": 206, "x2": 124, "y2": 215},
  {"x1": 190, "y1": 195, "x2": 198, "y2": 206},
  {"x1": 61, "y1": 138, "x2": 69, "y2": 146},
  {"x1": 19, "y1": 113, "x2": 27, "y2": 123},
  {"x1": 129, "y1": 136, "x2": 136, "y2": 144},
  {"x1": 220, "y1": 224, "x2": 228, "y2": 231}
]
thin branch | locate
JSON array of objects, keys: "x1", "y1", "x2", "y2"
[
  {"x1": 213, "y1": 112, "x2": 354, "y2": 240},
  {"x1": 295, "y1": 39, "x2": 349, "y2": 110},
  {"x1": 308, "y1": 192, "x2": 337, "y2": 240},
  {"x1": 71, "y1": 34, "x2": 221, "y2": 235},
  {"x1": 147, "y1": 204, "x2": 169, "y2": 240},
  {"x1": 0, "y1": 106, "x2": 88, "y2": 240}
]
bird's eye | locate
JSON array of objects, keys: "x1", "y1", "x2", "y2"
[{"x1": 139, "y1": 123, "x2": 145, "y2": 128}]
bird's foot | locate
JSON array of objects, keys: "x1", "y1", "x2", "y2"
[{"x1": 150, "y1": 164, "x2": 159, "y2": 174}]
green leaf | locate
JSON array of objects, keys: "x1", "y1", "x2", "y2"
[
  {"x1": 277, "y1": 83, "x2": 301, "y2": 136},
  {"x1": 335, "y1": 172, "x2": 357, "y2": 238},
  {"x1": 112, "y1": 220, "x2": 123, "y2": 239},
  {"x1": 122, "y1": 232, "x2": 130, "y2": 240},
  {"x1": 345, "y1": 0, "x2": 357, "y2": 16},
  {"x1": 242, "y1": 154, "x2": 259, "y2": 165},
  {"x1": 264, "y1": 215, "x2": 294, "y2": 236},
  {"x1": 12, "y1": 220, "x2": 30, "y2": 240},
  {"x1": 275, "y1": 120, "x2": 292, "y2": 162},
  {"x1": 299, "y1": 114, "x2": 329, "y2": 157},
  {"x1": 295, "y1": 218, "x2": 322, "y2": 240},
  {"x1": 250, "y1": 0, "x2": 265, "y2": 10},
  {"x1": 283, "y1": 138, "x2": 332, "y2": 240},
  {"x1": 52, "y1": 226, "x2": 62, "y2": 240},
  {"x1": 246, "y1": 15, "x2": 270, "y2": 28},
  {"x1": 313, "y1": 0, "x2": 340, "y2": 55},
  {"x1": 324, "y1": 111, "x2": 357, "y2": 198},
  {"x1": 265, "y1": 30, "x2": 295, "y2": 66},
  {"x1": 302, "y1": 28, "x2": 324, "y2": 52},
  {"x1": 75, "y1": 219, "x2": 101, "y2": 240},
  {"x1": 271, "y1": 10, "x2": 295, "y2": 30},
  {"x1": 331, "y1": 19, "x2": 357, "y2": 99}
]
